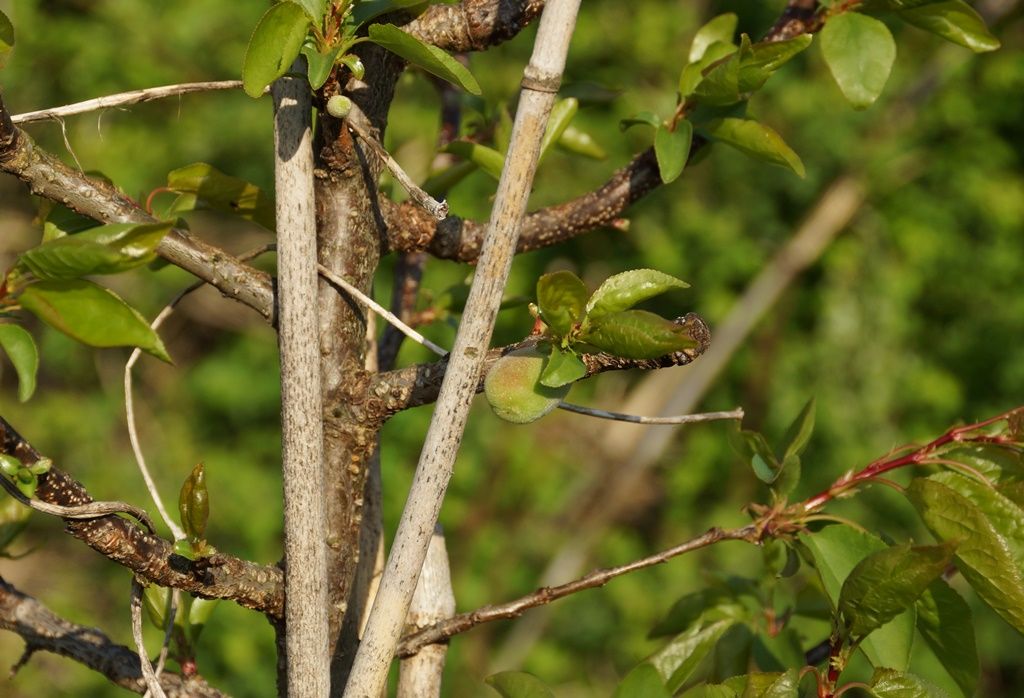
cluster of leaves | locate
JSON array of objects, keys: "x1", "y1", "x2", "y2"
[
  {"x1": 483, "y1": 408, "x2": 1024, "y2": 697},
  {"x1": 242, "y1": 0, "x2": 480, "y2": 98},
  {"x1": 0, "y1": 454, "x2": 50, "y2": 499},
  {"x1": 530, "y1": 268, "x2": 695, "y2": 388}
]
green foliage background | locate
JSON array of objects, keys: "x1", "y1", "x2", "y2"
[{"x1": 0, "y1": 0, "x2": 1022, "y2": 695}]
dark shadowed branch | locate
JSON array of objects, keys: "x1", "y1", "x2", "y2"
[
  {"x1": 0, "y1": 416, "x2": 284, "y2": 619},
  {"x1": 0, "y1": 576, "x2": 227, "y2": 698},
  {"x1": 404, "y1": 0, "x2": 546, "y2": 52}
]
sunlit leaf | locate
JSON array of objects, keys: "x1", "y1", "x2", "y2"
[
  {"x1": 293, "y1": 0, "x2": 325, "y2": 21},
  {"x1": 654, "y1": 121, "x2": 693, "y2": 184},
  {"x1": 18, "y1": 222, "x2": 173, "y2": 279},
  {"x1": 368, "y1": 24, "x2": 481, "y2": 94},
  {"x1": 536, "y1": 270, "x2": 588, "y2": 335},
  {"x1": 582, "y1": 310, "x2": 697, "y2": 360},
  {"x1": 780, "y1": 397, "x2": 816, "y2": 461},
  {"x1": 558, "y1": 125, "x2": 607, "y2": 160},
  {"x1": 585, "y1": 269, "x2": 689, "y2": 320},
  {"x1": 613, "y1": 664, "x2": 671, "y2": 698},
  {"x1": 689, "y1": 13, "x2": 737, "y2": 62},
  {"x1": 867, "y1": 667, "x2": 950, "y2": 698},
  {"x1": 929, "y1": 471, "x2": 1024, "y2": 567},
  {"x1": 703, "y1": 118, "x2": 805, "y2": 177},
  {"x1": 444, "y1": 141, "x2": 505, "y2": 179},
  {"x1": 539, "y1": 345, "x2": 586, "y2": 388},
  {"x1": 539, "y1": 98, "x2": 578, "y2": 163},
  {"x1": 679, "y1": 42, "x2": 737, "y2": 97},
  {"x1": 0, "y1": 324, "x2": 38, "y2": 402},
  {"x1": 820, "y1": 12, "x2": 896, "y2": 109},
  {"x1": 242, "y1": 1, "x2": 311, "y2": 98},
  {"x1": 166, "y1": 162, "x2": 276, "y2": 229},
  {"x1": 620, "y1": 111, "x2": 661, "y2": 131},
  {"x1": 0, "y1": 9, "x2": 14, "y2": 69},
  {"x1": 301, "y1": 43, "x2": 341, "y2": 89},
  {"x1": 900, "y1": 0, "x2": 1000, "y2": 53},
  {"x1": 18, "y1": 280, "x2": 170, "y2": 362}
]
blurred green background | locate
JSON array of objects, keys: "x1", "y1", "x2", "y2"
[{"x1": 0, "y1": 0, "x2": 1022, "y2": 695}]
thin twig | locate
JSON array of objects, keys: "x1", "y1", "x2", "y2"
[
  {"x1": 397, "y1": 525, "x2": 759, "y2": 657},
  {"x1": 556, "y1": 404, "x2": 744, "y2": 425},
  {"x1": 318, "y1": 263, "x2": 448, "y2": 357},
  {"x1": 11, "y1": 81, "x2": 246, "y2": 124},
  {"x1": 0, "y1": 473, "x2": 155, "y2": 532},
  {"x1": 345, "y1": 116, "x2": 449, "y2": 221},
  {"x1": 131, "y1": 578, "x2": 168, "y2": 698}
]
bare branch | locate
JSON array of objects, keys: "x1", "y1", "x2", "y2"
[
  {"x1": 11, "y1": 81, "x2": 245, "y2": 124},
  {"x1": 0, "y1": 416, "x2": 284, "y2": 619},
  {"x1": 404, "y1": 0, "x2": 546, "y2": 52},
  {"x1": 397, "y1": 525, "x2": 759, "y2": 657},
  {"x1": 0, "y1": 92, "x2": 276, "y2": 324},
  {"x1": 368, "y1": 312, "x2": 710, "y2": 419},
  {"x1": 0, "y1": 576, "x2": 226, "y2": 698}
]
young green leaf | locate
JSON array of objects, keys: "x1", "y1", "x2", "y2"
[
  {"x1": 649, "y1": 584, "x2": 756, "y2": 638},
  {"x1": 585, "y1": 269, "x2": 689, "y2": 320},
  {"x1": 444, "y1": 141, "x2": 506, "y2": 179},
  {"x1": 908, "y1": 477, "x2": 1024, "y2": 633},
  {"x1": 485, "y1": 671, "x2": 555, "y2": 698},
  {"x1": 539, "y1": 97, "x2": 578, "y2": 163},
  {"x1": 539, "y1": 345, "x2": 587, "y2": 388},
  {"x1": 648, "y1": 619, "x2": 736, "y2": 692},
  {"x1": 689, "y1": 13, "x2": 738, "y2": 62},
  {"x1": 820, "y1": 13, "x2": 896, "y2": 109},
  {"x1": 367, "y1": 24, "x2": 481, "y2": 95},
  {"x1": 557, "y1": 125, "x2": 607, "y2": 160},
  {"x1": 799, "y1": 526, "x2": 915, "y2": 669},
  {"x1": 916, "y1": 579, "x2": 979, "y2": 698},
  {"x1": 241, "y1": 2, "x2": 311, "y2": 98},
  {"x1": 703, "y1": 118, "x2": 805, "y2": 177},
  {"x1": 679, "y1": 42, "x2": 737, "y2": 97},
  {"x1": 536, "y1": 270, "x2": 588, "y2": 335},
  {"x1": 729, "y1": 428, "x2": 780, "y2": 483},
  {"x1": 0, "y1": 9, "x2": 14, "y2": 69},
  {"x1": 143, "y1": 584, "x2": 170, "y2": 629},
  {"x1": 620, "y1": 111, "x2": 662, "y2": 132},
  {"x1": 18, "y1": 222, "x2": 173, "y2": 279},
  {"x1": 867, "y1": 668, "x2": 950, "y2": 698},
  {"x1": 722, "y1": 669, "x2": 800, "y2": 698},
  {"x1": 654, "y1": 121, "x2": 693, "y2": 184},
  {"x1": 929, "y1": 471, "x2": 1024, "y2": 567},
  {"x1": 899, "y1": 0, "x2": 1000, "y2": 53},
  {"x1": 582, "y1": 310, "x2": 697, "y2": 360},
  {"x1": 301, "y1": 43, "x2": 341, "y2": 90},
  {"x1": 838, "y1": 542, "x2": 955, "y2": 640},
  {"x1": 293, "y1": 0, "x2": 325, "y2": 22},
  {"x1": 780, "y1": 397, "x2": 816, "y2": 461},
  {"x1": 18, "y1": 280, "x2": 170, "y2": 362},
  {"x1": 0, "y1": 324, "x2": 38, "y2": 402},
  {"x1": 738, "y1": 34, "x2": 813, "y2": 93},
  {"x1": 179, "y1": 463, "x2": 209, "y2": 544},
  {"x1": 166, "y1": 162, "x2": 276, "y2": 229},
  {"x1": 692, "y1": 43, "x2": 743, "y2": 105},
  {"x1": 614, "y1": 664, "x2": 671, "y2": 698}
]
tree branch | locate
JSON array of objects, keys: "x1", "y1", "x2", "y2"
[
  {"x1": 0, "y1": 416, "x2": 284, "y2": 620},
  {"x1": 404, "y1": 0, "x2": 546, "y2": 52},
  {"x1": 367, "y1": 312, "x2": 710, "y2": 418},
  {"x1": 0, "y1": 576, "x2": 227, "y2": 698},
  {"x1": 396, "y1": 525, "x2": 759, "y2": 657},
  {"x1": 0, "y1": 92, "x2": 276, "y2": 324}
]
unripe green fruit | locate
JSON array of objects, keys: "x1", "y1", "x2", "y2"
[
  {"x1": 326, "y1": 95, "x2": 352, "y2": 119},
  {"x1": 484, "y1": 347, "x2": 569, "y2": 424}
]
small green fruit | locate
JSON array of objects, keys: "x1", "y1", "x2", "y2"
[
  {"x1": 326, "y1": 95, "x2": 353, "y2": 119},
  {"x1": 484, "y1": 347, "x2": 570, "y2": 424}
]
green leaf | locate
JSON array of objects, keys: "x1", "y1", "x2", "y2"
[
  {"x1": 485, "y1": 671, "x2": 555, "y2": 698},
  {"x1": 301, "y1": 43, "x2": 341, "y2": 90},
  {"x1": 444, "y1": 141, "x2": 506, "y2": 180},
  {"x1": 557, "y1": 125, "x2": 607, "y2": 160},
  {"x1": 916, "y1": 579, "x2": 978, "y2": 697},
  {"x1": 0, "y1": 324, "x2": 38, "y2": 402},
  {"x1": 678, "y1": 685, "x2": 737, "y2": 698},
  {"x1": 166, "y1": 162, "x2": 276, "y2": 229},
  {"x1": 899, "y1": 0, "x2": 1000, "y2": 53},
  {"x1": 703, "y1": 118, "x2": 805, "y2": 178},
  {"x1": 539, "y1": 345, "x2": 587, "y2": 388},
  {"x1": 536, "y1": 271, "x2": 588, "y2": 336},
  {"x1": 679, "y1": 42, "x2": 737, "y2": 97},
  {"x1": 692, "y1": 41, "x2": 743, "y2": 105},
  {"x1": 868, "y1": 667, "x2": 951, "y2": 698},
  {"x1": 728, "y1": 428, "x2": 780, "y2": 483},
  {"x1": 143, "y1": 584, "x2": 170, "y2": 629},
  {"x1": 614, "y1": 664, "x2": 671, "y2": 698},
  {"x1": 930, "y1": 471, "x2": 1024, "y2": 567},
  {"x1": 722, "y1": 669, "x2": 800, "y2": 698},
  {"x1": 582, "y1": 310, "x2": 697, "y2": 360},
  {"x1": 780, "y1": 397, "x2": 816, "y2": 461},
  {"x1": 649, "y1": 583, "x2": 757, "y2": 638},
  {"x1": 0, "y1": 9, "x2": 14, "y2": 69},
  {"x1": 620, "y1": 111, "x2": 662, "y2": 132},
  {"x1": 820, "y1": 13, "x2": 896, "y2": 109},
  {"x1": 648, "y1": 619, "x2": 735, "y2": 692},
  {"x1": 654, "y1": 121, "x2": 693, "y2": 184},
  {"x1": 799, "y1": 526, "x2": 915, "y2": 669},
  {"x1": 367, "y1": 24, "x2": 481, "y2": 94},
  {"x1": 179, "y1": 463, "x2": 209, "y2": 543},
  {"x1": 293, "y1": 0, "x2": 325, "y2": 21},
  {"x1": 18, "y1": 280, "x2": 170, "y2": 362},
  {"x1": 838, "y1": 542, "x2": 955, "y2": 640},
  {"x1": 352, "y1": 0, "x2": 428, "y2": 26},
  {"x1": 939, "y1": 443, "x2": 1024, "y2": 483},
  {"x1": 242, "y1": 2, "x2": 311, "y2": 98},
  {"x1": 585, "y1": 269, "x2": 689, "y2": 320},
  {"x1": 539, "y1": 98, "x2": 578, "y2": 163},
  {"x1": 689, "y1": 13, "x2": 737, "y2": 62},
  {"x1": 18, "y1": 222, "x2": 173, "y2": 279},
  {"x1": 908, "y1": 477, "x2": 1024, "y2": 633},
  {"x1": 0, "y1": 497, "x2": 30, "y2": 555}
]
